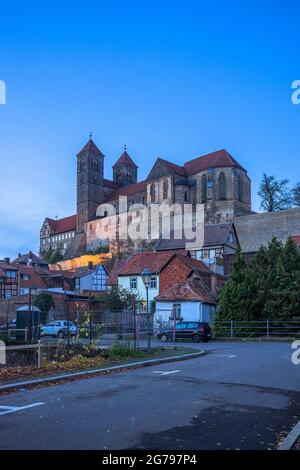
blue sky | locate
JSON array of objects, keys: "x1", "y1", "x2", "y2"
[{"x1": 0, "y1": 0, "x2": 299, "y2": 259}]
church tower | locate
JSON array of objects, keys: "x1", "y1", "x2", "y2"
[
  {"x1": 113, "y1": 148, "x2": 138, "y2": 187},
  {"x1": 76, "y1": 138, "x2": 105, "y2": 232}
]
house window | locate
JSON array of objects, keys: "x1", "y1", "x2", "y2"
[
  {"x1": 130, "y1": 277, "x2": 137, "y2": 289},
  {"x1": 20, "y1": 288, "x2": 29, "y2": 295},
  {"x1": 172, "y1": 303, "x2": 182, "y2": 320},
  {"x1": 150, "y1": 276, "x2": 157, "y2": 289},
  {"x1": 22, "y1": 274, "x2": 30, "y2": 281},
  {"x1": 5, "y1": 290, "x2": 13, "y2": 299},
  {"x1": 6, "y1": 270, "x2": 16, "y2": 279},
  {"x1": 216, "y1": 248, "x2": 223, "y2": 257}
]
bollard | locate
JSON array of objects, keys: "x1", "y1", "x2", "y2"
[{"x1": 37, "y1": 340, "x2": 42, "y2": 369}]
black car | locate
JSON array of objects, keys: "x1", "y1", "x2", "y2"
[{"x1": 157, "y1": 321, "x2": 212, "y2": 343}]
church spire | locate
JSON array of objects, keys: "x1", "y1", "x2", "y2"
[{"x1": 77, "y1": 137, "x2": 104, "y2": 158}]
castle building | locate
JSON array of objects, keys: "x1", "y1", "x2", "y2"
[{"x1": 40, "y1": 138, "x2": 252, "y2": 259}]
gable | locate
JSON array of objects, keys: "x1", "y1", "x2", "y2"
[{"x1": 146, "y1": 158, "x2": 185, "y2": 182}]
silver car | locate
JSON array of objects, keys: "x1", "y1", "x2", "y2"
[{"x1": 41, "y1": 320, "x2": 77, "y2": 338}]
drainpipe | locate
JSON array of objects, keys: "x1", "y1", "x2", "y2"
[{"x1": 200, "y1": 302, "x2": 203, "y2": 322}]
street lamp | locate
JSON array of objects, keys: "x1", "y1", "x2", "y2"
[{"x1": 141, "y1": 268, "x2": 152, "y2": 350}]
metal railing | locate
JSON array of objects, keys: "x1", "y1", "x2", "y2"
[
  {"x1": 0, "y1": 328, "x2": 29, "y2": 342},
  {"x1": 212, "y1": 320, "x2": 300, "y2": 338}
]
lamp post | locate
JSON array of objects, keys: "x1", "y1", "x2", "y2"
[{"x1": 141, "y1": 268, "x2": 152, "y2": 351}]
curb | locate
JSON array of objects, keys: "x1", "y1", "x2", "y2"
[
  {"x1": 277, "y1": 420, "x2": 300, "y2": 450},
  {"x1": 0, "y1": 351, "x2": 206, "y2": 393}
]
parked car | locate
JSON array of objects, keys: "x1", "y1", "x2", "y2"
[
  {"x1": 41, "y1": 320, "x2": 77, "y2": 338},
  {"x1": 0, "y1": 320, "x2": 16, "y2": 331},
  {"x1": 157, "y1": 321, "x2": 212, "y2": 343}
]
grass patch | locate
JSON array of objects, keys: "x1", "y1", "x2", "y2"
[{"x1": 0, "y1": 345, "x2": 201, "y2": 384}]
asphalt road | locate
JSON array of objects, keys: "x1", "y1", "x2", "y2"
[{"x1": 0, "y1": 341, "x2": 299, "y2": 450}]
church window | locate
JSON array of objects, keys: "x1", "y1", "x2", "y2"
[
  {"x1": 218, "y1": 172, "x2": 227, "y2": 200},
  {"x1": 80, "y1": 158, "x2": 86, "y2": 171},
  {"x1": 150, "y1": 183, "x2": 156, "y2": 203},
  {"x1": 238, "y1": 174, "x2": 244, "y2": 201},
  {"x1": 201, "y1": 174, "x2": 207, "y2": 203},
  {"x1": 163, "y1": 179, "x2": 169, "y2": 200}
]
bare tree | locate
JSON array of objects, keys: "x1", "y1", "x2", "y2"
[
  {"x1": 258, "y1": 173, "x2": 292, "y2": 212},
  {"x1": 109, "y1": 236, "x2": 135, "y2": 259},
  {"x1": 292, "y1": 182, "x2": 300, "y2": 207}
]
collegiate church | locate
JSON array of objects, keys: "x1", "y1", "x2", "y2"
[{"x1": 40, "y1": 138, "x2": 252, "y2": 259}]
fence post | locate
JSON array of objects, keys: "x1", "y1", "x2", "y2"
[
  {"x1": 266, "y1": 320, "x2": 269, "y2": 339},
  {"x1": 25, "y1": 327, "x2": 28, "y2": 343},
  {"x1": 230, "y1": 320, "x2": 234, "y2": 338},
  {"x1": 37, "y1": 340, "x2": 42, "y2": 369}
]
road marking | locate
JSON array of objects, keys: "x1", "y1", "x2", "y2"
[
  {"x1": 153, "y1": 370, "x2": 180, "y2": 376},
  {"x1": 217, "y1": 354, "x2": 237, "y2": 359},
  {"x1": 0, "y1": 402, "x2": 44, "y2": 416}
]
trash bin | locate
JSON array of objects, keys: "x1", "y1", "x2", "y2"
[{"x1": 16, "y1": 306, "x2": 41, "y2": 342}]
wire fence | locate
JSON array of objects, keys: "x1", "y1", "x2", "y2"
[{"x1": 2, "y1": 315, "x2": 300, "y2": 369}]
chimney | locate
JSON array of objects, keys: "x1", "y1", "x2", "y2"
[
  {"x1": 4, "y1": 257, "x2": 10, "y2": 264},
  {"x1": 88, "y1": 261, "x2": 93, "y2": 270},
  {"x1": 210, "y1": 273, "x2": 217, "y2": 295}
]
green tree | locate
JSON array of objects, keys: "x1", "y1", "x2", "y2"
[
  {"x1": 215, "y1": 238, "x2": 300, "y2": 334},
  {"x1": 34, "y1": 292, "x2": 55, "y2": 324},
  {"x1": 101, "y1": 286, "x2": 142, "y2": 311},
  {"x1": 263, "y1": 238, "x2": 300, "y2": 320},
  {"x1": 50, "y1": 245, "x2": 64, "y2": 263},
  {"x1": 258, "y1": 173, "x2": 292, "y2": 212},
  {"x1": 215, "y1": 248, "x2": 251, "y2": 321},
  {"x1": 41, "y1": 246, "x2": 54, "y2": 263}
]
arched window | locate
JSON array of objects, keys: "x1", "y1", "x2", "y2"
[
  {"x1": 238, "y1": 174, "x2": 243, "y2": 201},
  {"x1": 201, "y1": 174, "x2": 207, "y2": 203},
  {"x1": 218, "y1": 172, "x2": 227, "y2": 200},
  {"x1": 163, "y1": 179, "x2": 169, "y2": 200},
  {"x1": 150, "y1": 183, "x2": 156, "y2": 203}
]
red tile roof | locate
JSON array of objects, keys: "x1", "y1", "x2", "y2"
[
  {"x1": 155, "y1": 223, "x2": 235, "y2": 251},
  {"x1": 103, "y1": 178, "x2": 119, "y2": 189},
  {"x1": 48, "y1": 215, "x2": 76, "y2": 235},
  {"x1": 105, "y1": 181, "x2": 146, "y2": 203},
  {"x1": 19, "y1": 266, "x2": 47, "y2": 289},
  {"x1": 157, "y1": 158, "x2": 186, "y2": 177},
  {"x1": 77, "y1": 139, "x2": 104, "y2": 157},
  {"x1": 113, "y1": 151, "x2": 138, "y2": 168},
  {"x1": 0, "y1": 261, "x2": 18, "y2": 271},
  {"x1": 155, "y1": 279, "x2": 216, "y2": 303},
  {"x1": 107, "y1": 257, "x2": 131, "y2": 285},
  {"x1": 118, "y1": 251, "x2": 176, "y2": 276},
  {"x1": 291, "y1": 236, "x2": 300, "y2": 246},
  {"x1": 184, "y1": 149, "x2": 246, "y2": 175},
  {"x1": 175, "y1": 254, "x2": 211, "y2": 274}
]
